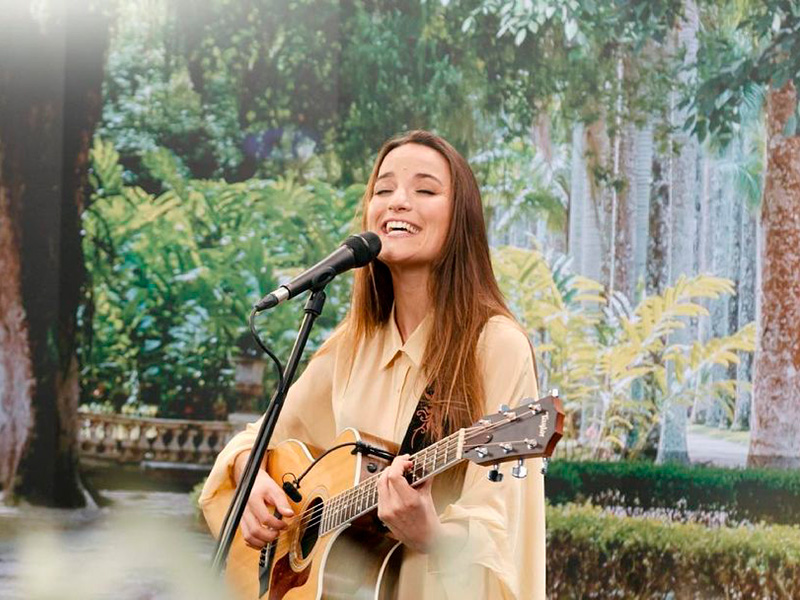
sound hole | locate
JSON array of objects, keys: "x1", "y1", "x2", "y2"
[{"x1": 300, "y1": 497, "x2": 322, "y2": 559}]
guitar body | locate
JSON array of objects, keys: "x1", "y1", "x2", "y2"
[
  {"x1": 217, "y1": 392, "x2": 565, "y2": 600},
  {"x1": 225, "y1": 428, "x2": 401, "y2": 600}
]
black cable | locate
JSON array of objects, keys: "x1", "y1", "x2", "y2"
[
  {"x1": 248, "y1": 307, "x2": 284, "y2": 393},
  {"x1": 286, "y1": 442, "x2": 397, "y2": 491}
]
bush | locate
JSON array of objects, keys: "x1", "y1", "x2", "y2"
[
  {"x1": 547, "y1": 503, "x2": 800, "y2": 599},
  {"x1": 545, "y1": 460, "x2": 800, "y2": 525},
  {"x1": 82, "y1": 139, "x2": 363, "y2": 419}
]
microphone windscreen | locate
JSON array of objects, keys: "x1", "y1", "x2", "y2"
[{"x1": 345, "y1": 232, "x2": 382, "y2": 266}]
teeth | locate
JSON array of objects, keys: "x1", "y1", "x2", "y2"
[{"x1": 385, "y1": 220, "x2": 420, "y2": 234}]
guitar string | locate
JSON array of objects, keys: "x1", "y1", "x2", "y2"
[
  {"x1": 262, "y1": 409, "x2": 549, "y2": 557},
  {"x1": 279, "y1": 434, "x2": 458, "y2": 531},
  {"x1": 276, "y1": 430, "x2": 541, "y2": 546},
  {"x1": 263, "y1": 434, "x2": 463, "y2": 557},
  {"x1": 293, "y1": 430, "x2": 459, "y2": 526},
  {"x1": 264, "y1": 433, "x2": 545, "y2": 559},
  {"x1": 264, "y1": 408, "x2": 546, "y2": 554}
]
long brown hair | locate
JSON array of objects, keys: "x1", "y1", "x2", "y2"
[{"x1": 345, "y1": 130, "x2": 515, "y2": 442}]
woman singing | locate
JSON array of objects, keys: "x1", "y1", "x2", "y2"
[{"x1": 200, "y1": 130, "x2": 546, "y2": 599}]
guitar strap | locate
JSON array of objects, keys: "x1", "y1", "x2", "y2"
[
  {"x1": 398, "y1": 336, "x2": 540, "y2": 456},
  {"x1": 398, "y1": 384, "x2": 437, "y2": 456}
]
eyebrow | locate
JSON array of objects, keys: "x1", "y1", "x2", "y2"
[{"x1": 376, "y1": 172, "x2": 444, "y2": 185}]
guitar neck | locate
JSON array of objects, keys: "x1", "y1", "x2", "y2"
[{"x1": 320, "y1": 430, "x2": 464, "y2": 534}]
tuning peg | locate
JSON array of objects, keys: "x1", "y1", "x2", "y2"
[
  {"x1": 476, "y1": 447, "x2": 488, "y2": 458},
  {"x1": 487, "y1": 464, "x2": 503, "y2": 482},
  {"x1": 511, "y1": 459, "x2": 527, "y2": 479},
  {"x1": 541, "y1": 458, "x2": 550, "y2": 476},
  {"x1": 549, "y1": 388, "x2": 559, "y2": 397},
  {"x1": 499, "y1": 404, "x2": 510, "y2": 413}
]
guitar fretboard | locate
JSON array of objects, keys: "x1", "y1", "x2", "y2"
[{"x1": 320, "y1": 430, "x2": 464, "y2": 534}]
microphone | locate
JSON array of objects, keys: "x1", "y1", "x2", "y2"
[{"x1": 254, "y1": 232, "x2": 381, "y2": 312}]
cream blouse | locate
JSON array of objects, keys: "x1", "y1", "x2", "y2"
[{"x1": 200, "y1": 311, "x2": 546, "y2": 600}]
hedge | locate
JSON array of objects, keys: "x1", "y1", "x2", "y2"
[
  {"x1": 545, "y1": 461, "x2": 800, "y2": 525},
  {"x1": 547, "y1": 504, "x2": 800, "y2": 599}
]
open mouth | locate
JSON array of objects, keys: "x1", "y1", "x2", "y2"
[{"x1": 383, "y1": 220, "x2": 420, "y2": 236}]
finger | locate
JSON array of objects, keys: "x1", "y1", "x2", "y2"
[
  {"x1": 248, "y1": 496, "x2": 273, "y2": 524},
  {"x1": 377, "y1": 470, "x2": 391, "y2": 516},
  {"x1": 386, "y1": 462, "x2": 419, "y2": 504},
  {"x1": 263, "y1": 479, "x2": 295, "y2": 518},
  {"x1": 249, "y1": 497, "x2": 288, "y2": 530},
  {"x1": 241, "y1": 512, "x2": 274, "y2": 547},
  {"x1": 389, "y1": 454, "x2": 413, "y2": 473},
  {"x1": 261, "y1": 512, "x2": 289, "y2": 531}
]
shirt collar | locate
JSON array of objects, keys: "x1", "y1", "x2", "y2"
[{"x1": 379, "y1": 305, "x2": 432, "y2": 370}]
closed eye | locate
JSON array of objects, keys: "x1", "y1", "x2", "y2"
[
  {"x1": 417, "y1": 190, "x2": 435, "y2": 195},
  {"x1": 375, "y1": 189, "x2": 393, "y2": 196}
]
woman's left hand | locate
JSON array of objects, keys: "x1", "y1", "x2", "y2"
[{"x1": 376, "y1": 454, "x2": 442, "y2": 553}]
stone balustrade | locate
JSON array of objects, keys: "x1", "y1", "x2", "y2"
[{"x1": 79, "y1": 412, "x2": 236, "y2": 467}]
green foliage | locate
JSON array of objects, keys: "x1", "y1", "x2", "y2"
[
  {"x1": 547, "y1": 503, "x2": 800, "y2": 598},
  {"x1": 99, "y1": 1, "x2": 237, "y2": 181},
  {"x1": 493, "y1": 246, "x2": 755, "y2": 456},
  {"x1": 81, "y1": 138, "x2": 362, "y2": 418},
  {"x1": 466, "y1": 0, "x2": 682, "y2": 132},
  {"x1": 693, "y1": 0, "x2": 800, "y2": 143},
  {"x1": 472, "y1": 132, "x2": 569, "y2": 235},
  {"x1": 335, "y1": 1, "x2": 483, "y2": 180},
  {"x1": 546, "y1": 461, "x2": 800, "y2": 525},
  {"x1": 101, "y1": 0, "x2": 490, "y2": 183}
]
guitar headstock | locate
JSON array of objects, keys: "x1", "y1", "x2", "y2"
[{"x1": 462, "y1": 390, "x2": 564, "y2": 468}]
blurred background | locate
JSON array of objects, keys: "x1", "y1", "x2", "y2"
[{"x1": 1, "y1": 0, "x2": 799, "y2": 597}]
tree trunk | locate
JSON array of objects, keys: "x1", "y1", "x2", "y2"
[
  {"x1": 748, "y1": 81, "x2": 800, "y2": 468},
  {"x1": 632, "y1": 122, "x2": 654, "y2": 303},
  {"x1": 581, "y1": 121, "x2": 608, "y2": 286},
  {"x1": 707, "y1": 151, "x2": 735, "y2": 427},
  {"x1": 0, "y1": 2, "x2": 109, "y2": 505},
  {"x1": 732, "y1": 200, "x2": 757, "y2": 430},
  {"x1": 568, "y1": 124, "x2": 586, "y2": 270},
  {"x1": 647, "y1": 154, "x2": 670, "y2": 297},
  {"x1": 0, "y1": 153, "x2": 34, "y2": 495},
  {"x1": 657, "y1": 0, "x2": 699, "y2": 465},
  {"x1": 613, "y1": 122, "x2": 637, "y2": 302}
]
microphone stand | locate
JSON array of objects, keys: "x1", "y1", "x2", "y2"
[{"x1": 211, "y1": 288, "x2": 327, "y2": 572}]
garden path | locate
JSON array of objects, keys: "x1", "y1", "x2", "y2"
[{"x1": 687, "y1": 425, "x2": 749, "y2": 468}]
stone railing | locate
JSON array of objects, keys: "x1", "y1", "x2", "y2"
[{"x1": 79, "y1": 412, "x2": 236, "y2": 468}]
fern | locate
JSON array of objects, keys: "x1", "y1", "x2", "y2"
[{"x1": 493, "y1": 246, "x2": 755, "y2": 459}]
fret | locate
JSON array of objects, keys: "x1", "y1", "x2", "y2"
[
  {"x1": 318, "y1": 431, "x2": 465, "y2": 534},
  {"x1": 344, "y1": 490, "x2": 353, "y2": 522}
]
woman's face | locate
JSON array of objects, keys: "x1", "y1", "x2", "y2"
[{"x1": 367, "y1": 143, "x2": 452, "y2": 271}]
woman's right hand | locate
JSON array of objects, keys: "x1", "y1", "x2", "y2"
[{"x1": 234, "y1": 452, "x2": 295, "y2": 549}]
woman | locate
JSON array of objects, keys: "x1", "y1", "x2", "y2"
[{"x1": 200, "y1": 130, "x2": 545, "y2": 599}]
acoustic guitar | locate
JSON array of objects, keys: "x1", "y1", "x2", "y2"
[{"x1": 214, "y1": 391, "x2": 564, "y2": 599}]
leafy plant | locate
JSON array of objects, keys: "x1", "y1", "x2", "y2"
[
  {"x1": 81, "y1": 138, "x2": 362, "y2": 418},
  {"x1": 547, "y1": 503, "x2": 800, "y2": 598},
  {"x1": 493, "y1": 245, "x2": 755, "y2": 458},
  {"x1": 546, "y1": 460, "x2": 800, "y2": 525}
]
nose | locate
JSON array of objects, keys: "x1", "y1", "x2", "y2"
[{"x1": 388, "y1": 187, "x2": 411, "y2": 212}]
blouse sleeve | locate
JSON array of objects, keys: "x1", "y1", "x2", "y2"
[
  {"x1": 198, "y1": 343, "x2": 337, "y2": 537},
  {"x1": 430, "y1": 317, "x2": 546, "y2": 600}
]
